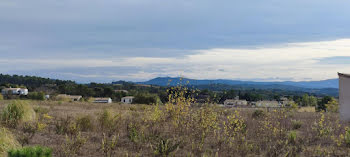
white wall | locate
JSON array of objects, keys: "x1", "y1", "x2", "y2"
[{"x1": 339, "y1": 75, "x2": 350, "y2": 121}]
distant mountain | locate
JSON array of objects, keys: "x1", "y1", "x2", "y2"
[{"x1": 139, "y1": 77, "x2": 339, "y2": 89}]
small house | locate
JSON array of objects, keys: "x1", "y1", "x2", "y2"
[
  {"x1": 1, "y1": 88, "x2": 28, "y2": 96},
  {"x1": 121, "y1": 96, "x2": 134, "y2": 104},
  {"x1": 56, "y1": 94, "x2": 82, "y2": 101},
  {"x1": 255, "y1": 101, "x2": 280, "y2": 107},
  {"x1": 224, "y1": 98, "x2": 248, "y2": 107},
  {"x1": 94, "y1": 97, "x2": 112, "y2": 103}
]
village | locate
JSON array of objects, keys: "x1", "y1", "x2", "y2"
[{"x1": 0, "y1": 85, "x2": 327, "y2": 114}]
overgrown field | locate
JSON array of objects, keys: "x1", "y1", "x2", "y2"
[{"x1": 0, "y1": 99, "x2": 349, "y2": 157}]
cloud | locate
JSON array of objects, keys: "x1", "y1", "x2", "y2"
[
  {"x1": 1, "y1": 0, "x2": 350, "y2": 82},
  {"x1": 1, "y1": 0, "x2": 350, "y2": 59},
  {"x1": 2, "y1": 39, "x2": 350, "y2": 82}
]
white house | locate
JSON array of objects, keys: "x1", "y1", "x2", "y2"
[
  {"x1": 121, "y1": 96, "x2": 134, "y2": 104},
  {"x1": 94, "y1": 97, "x2": 112, "y2": 103},
  {"x1": 1, "y1": 88, "x2": 28, "y2": 96},
  {"x1": 338, "y1": 73, "x2": 350, "y2": 121}
]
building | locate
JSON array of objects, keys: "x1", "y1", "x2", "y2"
[
  {"x1": 255, "y1": 101, "x2": 280, "y2": 107},
  {"x1": 56, "y1": 94, "x2": 82, "y2": 101},
  {"x1": 224, "y1": 98, "x2": 248, "y2": 107},
  {"x1": 121, "y1": 96, "x2": 134, "y2": 104},
  {"x1": 1, "y1": 88, "x2": 28, "y2": 95},
  {"x1": 339, "y1": 73, "x2": 350, "y2": 121},
  {"x1": 94, "y1": 97, "x2": 112, "y2": 103},
  {"x1": 114, "y1": 90, "x2": 128, "y2": 93}
]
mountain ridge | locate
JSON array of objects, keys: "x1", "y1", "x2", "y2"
[{"x1": 137, "y1": 77, "x2": 339, "y2": 89}]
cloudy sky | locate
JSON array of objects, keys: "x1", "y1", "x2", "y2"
[{"x1": 1, "y1": 0, "x2": 350, "y2": 83}]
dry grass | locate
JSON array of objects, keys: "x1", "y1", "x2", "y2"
[{"x1": 0, "y1": 100, "x2": 349, "y2": 156}]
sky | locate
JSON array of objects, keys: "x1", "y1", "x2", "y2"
[{"x1": 1, "y1": 0, "x2": 350, "y2": 83}]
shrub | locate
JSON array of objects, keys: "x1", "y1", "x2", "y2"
[
  {"x1": 288, "y1": 131, "x2": 297, "y2": 144},
  {"x1": 0, "y1": 94, "x2": 3, "y2": 100},
  {"x1": 1, "y1": 101, "x2": 36, "y2": 128},
  {"x1": 252, "y1": 110, "x2": 265, "y2": 119},
  {"x1": 345, "y1": 128, "x2": 350, "y2": 146},
  {"x1": 76, "y1": 115, "x2": 94, "y2": 132},
  {"x1": 153, "y1": 138, "x2": 180, "y2": 157},
  {"x1": 100, "y1": 133, "x2": 118, "y2": 157},
  {"x1": 325, "y1": 98, "x2": 339, "y2": 113},
  {"x1": 60, "y1": 132, "x2": 87, "y2": 157},
  {"x1": 291, "y1": 120, "x2": 302, "y2": 130},
  {"x1": 133, "y1": 93, "x2": 160, "y2": 105},
  {"x1": 1, "y1": 102, "x2": 24, "y2": 127},
  {"x1": 8, "y1": 146, "x2": 52, "y2": 157},
  {"x1": 27, "y1": 92, "x2": 45, "y2": 100},
  {"x1": 97, "y1": 109, "x2": 121, "y2": 136},
  {"x1": 127, "y1": 122, "x2": 144, "y2": 143},
  {"x1": 18, "y1": 122, "x2": 38, "y2": 146},
  {"x1": 55, "y1": 116, "x2": 78, "y2": 137},
  {"x1": 0, "y1": 127, "x2": 21, "y2": 156},
  {"x1": 33, "y1": 106, "x2": 49, "y2": 115}
]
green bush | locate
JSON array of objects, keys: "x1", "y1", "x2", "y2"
[
  {"x1": 288, "y1": 131, "x2": 297, "y2": 145},
  {"x1": 54, "y1": 116, "x2": 78, "y2": 136},
  {"x1": 345, "y1": 129, "x2": 350, "y2": 146},
  {"x1": 1, "y1": 101, "x2": 36, "y2": 128},
  {"x1": 1, "y1": 102, "x2": 25, "y2": 127},
  {"x1": 76, "y1": 115, "x2": 94, "y2": 132},
  {"x1": 27, "y1": 92, "x2": 45, "y2": 101},
  {"x1": 97, "y1": 109, "x2": 120, "y2": 135},
  {"x1": 0, "y1": 127, "x2": 21, "y2": 156},
  {"x1": 133, "y1": 93, "x2": 160, "y2": 105},
  {"x1": 8, "y1": 146, "x2": 52, "y2": 157},
  {"x1": 252, "y1": 110, "x2": 265, "y2": 119},
  {"x1": 292, "y1": 120, "x2": 303, "y2": 130}
]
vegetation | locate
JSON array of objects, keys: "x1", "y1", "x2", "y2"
[
  {"x1": 1, "y1": 101, "x2": 36, "y2": 128},
  {"x1": 8, "y1": 146, "x2": 52, "y2": 157},
  {"x1": 0, "y1": 75, "x2": 347, "y2": 156},
  {"x1": 0, "y1": 127, "x2": 21, "y2": 156},
  {"x1": 0, "y1": 74, "x2": 339, "y2": 106}
]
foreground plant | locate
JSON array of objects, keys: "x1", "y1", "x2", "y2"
[
  {"x1": 8, "y1": 146, "x2": 52, "y2": 157},
  {"x1": 60, "y1": 132, "x2": 87, "y2": 157},
  {"x1": 100, "y1": 133, "x2": 118, "y2": 157}
]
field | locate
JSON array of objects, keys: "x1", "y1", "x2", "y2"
[{"x1": 0, "y1": 99, "x2": 349, "y2": 157}]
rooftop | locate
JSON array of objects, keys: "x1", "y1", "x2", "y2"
[{"x1": 338, "y1": 72, "x2": 350, "y2": 78}]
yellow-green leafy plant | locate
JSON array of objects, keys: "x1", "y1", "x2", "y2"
[
  {"x1": 97, "y1": 109, "x2": 121, "y2": 136},
  {"x1": 0, "y1": 127, "x2": 21, "y2": 156},
  {"x1": 165, "y1": 85, "x2": 195, "y2": 128},
  {"x1": 1, "y1": 101, "x2": 36, "y2": 128},
  {"x1": 60, "y1": 132, "x2": 87, "y2": 157},
  {"x1": 55, "y1": 116, "x2": 79, "y2": 137},
  {"x1": 127, "y1": 122, "x2": 144, "y2": 144},
  {"x1": 193, "y1": 105, "x2": 219, "y2": 150},
  {"x1": 325, "y1": 98, "x2": 339, "y2": 113},
  {"x1": 153, "y1": 138, "x2": 180, "y2": 157},
  {"x1": 100, "y1": 133, "x2": 119, "y2": 157},
  {"x1": 291, "y1": 120, "x2": 302, "y2": 130},
  {"x1": 344, "y1": 127, "x2": 350, "y2": 147},
  {"x1": 312, "y1": 112, "x2": 332, "y2": 138},
  {"x1": 76, "y1": 115, "x2": 94, "y2": 132},
  {"x1": 224, "y1": 110, "x2": 247, "y2": 144},
  {"x1": 287, "y1": 131, "x2": 297, "y2": 144}
]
